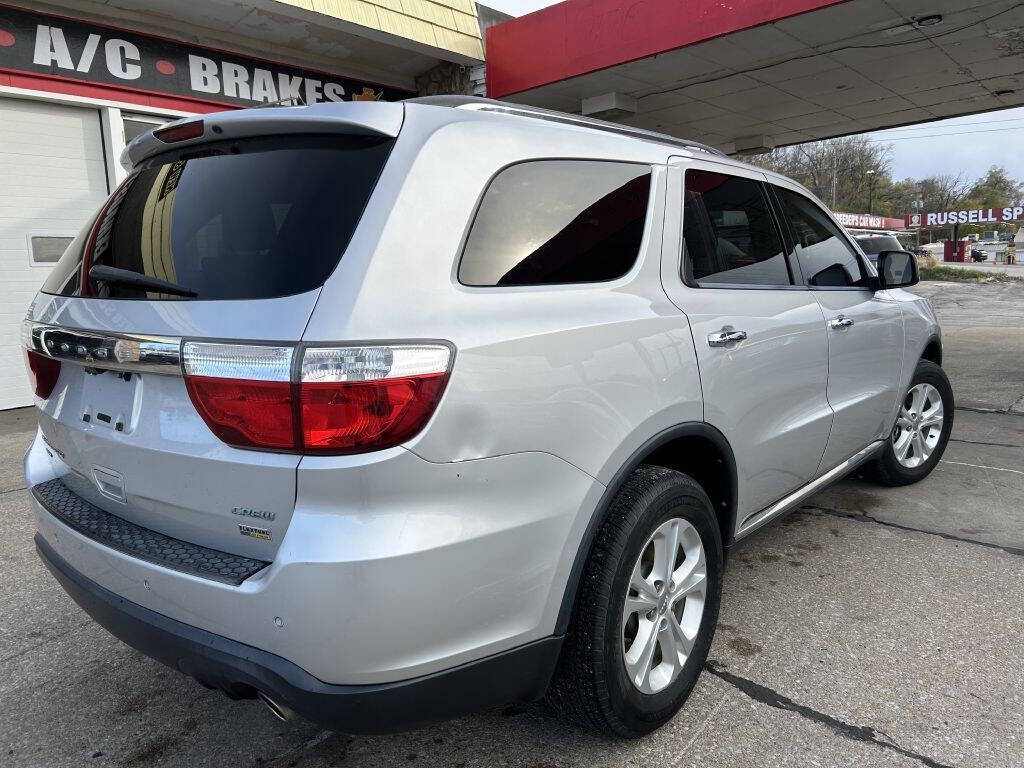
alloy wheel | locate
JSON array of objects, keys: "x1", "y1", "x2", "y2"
[
  {"x1": 621, "y1": 517, "x2": 707, "y2": 694},
  {"x1": 892, "y1": 382, "x2": 944, "y2": 468}
]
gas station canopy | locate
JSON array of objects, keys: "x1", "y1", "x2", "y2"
[{"x1": 485, "y1": 0, "x2": 1024, "y2": 153}]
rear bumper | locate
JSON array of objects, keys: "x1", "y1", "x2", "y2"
[
  {"x1": 27, "y1": 427, "x2": 602, "y2": 684},
  {"x1": 36, "y1": 533, "x2": 562, "y2": 734}
]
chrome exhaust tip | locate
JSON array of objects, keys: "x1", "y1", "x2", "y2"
[{"x1": 257, "y1": 691, "x2": 300, "y2": 722}]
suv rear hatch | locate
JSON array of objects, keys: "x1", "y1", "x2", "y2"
[{"x1": 26, "y1": 105, "x2": 401, "y2": 562}]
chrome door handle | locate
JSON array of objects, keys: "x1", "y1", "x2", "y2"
[
  {"x1": 707, "y1": 330, "x2": 747, "y2": 347},
  {"x1": 828, "y1": 316, "x2": 855, "y2": 329}
]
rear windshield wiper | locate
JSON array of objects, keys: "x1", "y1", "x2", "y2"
[{"x1": 89, "y1": 265, "x2": 198, "y2": 298}]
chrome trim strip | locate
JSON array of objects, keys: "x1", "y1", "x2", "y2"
[
  {"x1": 23, "y1": 321, "x2": 182, "y2": 376},
  {"x1": 735, "y1": 441, "x2": 885, "y2": 540}
]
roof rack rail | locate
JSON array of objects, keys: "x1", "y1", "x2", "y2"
[
  {"x1": 247, "y1": 96, "x2": 305, "y2": 109},
  {"x1": 405, "y1": 95, "x2": 728, "y2": 158}
]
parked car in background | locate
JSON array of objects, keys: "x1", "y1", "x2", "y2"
[
  {"x1": 22, "y1": 97, "x2": 953, "y2": 738},
  {"x1": 854, "y1": 233, "x2": 905, "y2": 266}
]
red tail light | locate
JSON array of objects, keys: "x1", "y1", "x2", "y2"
[
  {"x1": 185, "y1": 377, "x2": 296, "y2": 450},
  {"x1": 23, "y1": 349, "x2": 61, "y2": 399},
  {"x1": 183, "y1": 342, "x2": 451, "y2": 454},
  {"x1": 301, "y1": 375, "x2": 448, "y2": 454}
]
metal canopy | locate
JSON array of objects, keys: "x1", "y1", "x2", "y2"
[{"x1": 486, "y1": 0, "x2": 1024, "y2": 153}]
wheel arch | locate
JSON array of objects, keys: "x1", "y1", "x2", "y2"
[
  {"x1": 921, "y1": 335, "x2": 942, "y2": 366},
  {"x1": 554, "y1": 422, "x2": 737, "y2": 634}
]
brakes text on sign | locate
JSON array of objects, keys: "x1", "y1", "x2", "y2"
[
  {"x1": 187, "y1": 55, "x2": 346, "y2": 104},
  {"x1": 924, "y1": 208, "x2": 1024, "y2": 226},
  {"x1": 33, "y1": 25, "x2": 348, "y2": 103},
  {"x1": 2, "y1": 5, "x2": 410, "y2": 106}
]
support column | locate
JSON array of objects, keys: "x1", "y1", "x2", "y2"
[{"x1": 100, "y1": 107, "x2": 127, "y2": 190}]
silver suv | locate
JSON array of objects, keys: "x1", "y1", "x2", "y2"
[{"x1": 23, "y1": 97, "x2": 951, "y2": 737}]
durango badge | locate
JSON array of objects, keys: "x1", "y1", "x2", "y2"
[{"x1": 232, "y1": 506, "x2": 276, "y2": 522}]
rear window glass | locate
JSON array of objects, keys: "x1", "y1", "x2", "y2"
[
  {"x1": 458, "y1": 160, "x2": 651, "y2": 287},
  {"x1": 42, "y1": 134, "x2": 394, "y2": 300}
]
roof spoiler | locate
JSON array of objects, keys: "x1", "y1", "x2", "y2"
[{"x1": 121, "y1": 101, "x2": 404, "y2": 170}]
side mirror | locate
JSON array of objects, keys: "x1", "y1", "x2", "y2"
[{"x1": 876, "y1": 250, "x2": 919, "y2": 289}]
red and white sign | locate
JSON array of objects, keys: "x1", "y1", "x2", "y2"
[
  {"x1": 907, "y1": 207, "x2": 1024, "y2": 228},
  {"x1": 0, "y1": 5, "x2": 411, "y2": 113},
  {"x1": 834, "y1": 212, "x2": 906, "y2": 230}
]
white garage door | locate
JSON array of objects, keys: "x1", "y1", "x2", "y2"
[{"x1": 0, "y1": 97, "x2": 109, "y2": 409}]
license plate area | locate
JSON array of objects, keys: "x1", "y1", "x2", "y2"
[{"x1": 79, "y1": 369, "x2": 141, "y2": 434}]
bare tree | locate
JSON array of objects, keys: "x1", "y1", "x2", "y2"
[
  {"x1": 741, "y1": 139, "x2": 1024, "y2": 228},
  {"x1": 742, "y1": 136, "x2": 893, "y2": 212},
  {"x1": 917, "y1": 173, "x2": 972, "y2": 213}
]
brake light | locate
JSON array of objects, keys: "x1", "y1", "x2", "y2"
[
  {"x1": 154, "y1": 120, "x2": 204, "y2": 143},
  {"x1": 300, "y1": 346, "x2": 451, "y2": 454},
  {"x1": 183, "y1": 343, "x2": 295, "y2": 450},
  {"x1": 182, "y1": 342, "x2": 451, "y2": 454},
  {"x1": 23, "y1": 349, "x2": 61, "y2": 399}
]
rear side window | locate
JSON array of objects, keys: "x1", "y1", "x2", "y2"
[
  {"x1": 683, "y1": 170, "x2": 790, "y2": 287},
  {"x1": 42, "y1": 134, "x2": 394, "y2": 300},
  {"x1": 776, "y1": 189, "x2": 867, "y2": 288},
  {"x1": 458, "y1": 160, "x2": 651, "y2": 287}
]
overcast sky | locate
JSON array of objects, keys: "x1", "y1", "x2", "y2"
[
  {"x1": 482, "y1": 1, "x2": 1024, "y2": 184},
  {"x1": 864, "y1": 108, "x2": 1024, "y2": 183}
]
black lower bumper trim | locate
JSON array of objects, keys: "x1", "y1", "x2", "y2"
[
  {"x1": 36, "y1": 534, "x2": 563, "y2": 734},
  {"x1": 33, "y1": 478, "x2": 269, "y2": 585}
]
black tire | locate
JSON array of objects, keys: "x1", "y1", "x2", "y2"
[
  {"x1": 865, "y1": 359, "x2": 954, "y2": 487},
  {"x1": 547, "y1": 465, "x2": 723, "y2": 737}
]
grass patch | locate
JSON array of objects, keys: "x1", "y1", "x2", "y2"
[{"x1": 919, "y1": 265, "x2": 1022, "y2": 282}]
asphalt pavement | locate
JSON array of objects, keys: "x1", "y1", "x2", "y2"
[{"x1": 1, "y1": 280, "x2": 1022, "y2": 768}]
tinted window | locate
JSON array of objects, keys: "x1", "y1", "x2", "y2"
[
  {"x1": 43, "y1": 135, "x2": 394, "y2": 300},
  {"x1": 855, "y1": 235, "x2": 902, "y2": 255},
  {"x1": 459, "y1": 160, "x2": 651, "y2": 286},
  {"x1": 683, "y1": 170, "x2": 790, "y2": 286},
  {"x1": 777, "y1": 189, "x2": 867, "y2": 288}
]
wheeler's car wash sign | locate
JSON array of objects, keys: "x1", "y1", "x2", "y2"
[
  {"x1": 0, "y1": 5, "x2": 411, "y2": 107},
  {"x1": 906, "y1": 207, "x2": 1024, "y2": 228},
  {"x1": 834, "y1": 212, "x2": 906, "y2": 231}
]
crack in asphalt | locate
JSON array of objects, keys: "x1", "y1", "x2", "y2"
[
  {"x1": 949, "y1": 437, "x2": 1024, "y2": 449},
  {"x1": 704, "y1": 661, "x2": 956, "y2": 768},
  {"x1": 254, "y1": 729, "x2": 342, "y2": 768},
  {"x1": 802, "y1": 505, "x2": 1024, "y2": 558},
  {"x1": 956, "y1": 404, "x2": 1024, "y2": 417}
]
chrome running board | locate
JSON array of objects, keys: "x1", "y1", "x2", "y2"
[{"x1": 735, "y1": 440, "x2": 884, "y2": 540}]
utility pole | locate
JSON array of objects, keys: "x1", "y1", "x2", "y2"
[{"x1": 831, "y1": 149, "x2": 838, "y2": 208}]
